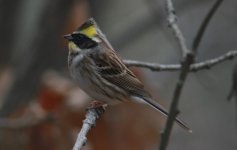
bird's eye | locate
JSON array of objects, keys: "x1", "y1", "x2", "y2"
[
  {"x1": 71, "y1": 33, "x2": 98, "y2": 49},
  {"x1": 78, "y1": 34, "x2": 83, "y2": 39}
]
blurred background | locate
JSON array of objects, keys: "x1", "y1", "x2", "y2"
[{"x1": 0, "y1": 0, "x2": 237, "y2": 149}]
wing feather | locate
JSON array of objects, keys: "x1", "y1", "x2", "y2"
[{"x1": 93, "y1": 49, "x2": 151, "y2": 98}]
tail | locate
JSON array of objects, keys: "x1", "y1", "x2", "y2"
[{"x1": 134, "y1": 96, "x2": 192, "y2": 132}]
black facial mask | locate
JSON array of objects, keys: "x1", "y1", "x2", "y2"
[{"x1": 71, "y1": 33, "x2": 98, "y2": 49}]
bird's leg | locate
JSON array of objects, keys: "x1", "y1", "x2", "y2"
[
  {"x1": 87, "y1": 100, "x2": 107, "y2": 109},
  {"x1": 86, "y1": 100, "x2": 107, "y2": 116}
]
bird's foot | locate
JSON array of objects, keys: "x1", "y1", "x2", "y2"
[
  {"x1": 86, "y1": 101, "x2": 107, "y2": 116},
  {"x1": 87, "y1": 100, "x2": 107, "y2": 109}
]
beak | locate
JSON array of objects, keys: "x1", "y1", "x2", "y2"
[{"x1": 63, "y1": 34, "x2": 73, "y2": 40}]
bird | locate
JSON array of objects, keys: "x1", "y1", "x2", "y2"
[{"x1": 64, "y1": 18, "x2": 191, "y2": 132}]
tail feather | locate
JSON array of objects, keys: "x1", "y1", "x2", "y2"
[{"x1": 133, "y1": 96, "x2": 192, "y2": 132}]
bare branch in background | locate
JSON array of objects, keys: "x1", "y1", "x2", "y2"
[
  {"x1": 159, "y1": 0, "x2": 194, "y2": 149},
  {"x1": 124, "y1": 50, "x2": 237, "y2": 72},
  {"x1": 124, "y1": 60, "x2": 181, "y2": 71},
  {"x1": 190, "y1": 50, "x2": 237, "y2": 71},
  {"x1": 159, "y1": 54, "x2": 193, "y2": 150},
  {"x1": 227, "y1": 63, "x2": 237, "y2": 101},
  {"x1": 73, "y1": 107, "x2": 106, "y2": 150},
  {"x1": 165, "y1": 0, "x2": 190, "y2": 58},
  {"x1": 192, "y1": 0, "x2": 224, "y2": 54},
  {"x1": 159, "y1": 0, "x2": 224, "y2": 150}
]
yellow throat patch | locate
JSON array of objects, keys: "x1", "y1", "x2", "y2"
[{"x1": 68, "y1": 41, "x2": 80, "y2": 51}]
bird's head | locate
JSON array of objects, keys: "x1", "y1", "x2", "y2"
[{"x1": 64, "y1": 18, "x2": 101, "y2": 53}]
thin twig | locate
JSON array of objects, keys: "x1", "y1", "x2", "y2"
[
  {"x1": 159, "y1": 0, "x2": 194, "y2": 149},
  {"x1": 124, "y1": 60, "x2": 181, "y2": 71},
  {"x1": 159, "y1": 54, "x2": 193, "y2": 150},
  {"x1": 159, "y1": 0, "x2": 224, "y2": 149},
  {"x1": 192, "y1": 0, "x2": 224, "y2": 54},
  {"x1": 165, "y1": 0, "x2": 190, "y2": 57},
  {"x1": 72, "y1": 107, "x2": 105, "y2": 150},
  {"x1": 124, "y1": 50, "x2": 237, "y2": 72},
  {"x1": 190, "y1": 50, "x2": 236, "y2": 71}
]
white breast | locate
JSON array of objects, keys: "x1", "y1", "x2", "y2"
[{"x1": 70, "y1": 53, "x2": 89, "y2": 88}]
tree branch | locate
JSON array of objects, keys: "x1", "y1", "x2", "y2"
[
  {"x1": 159, "y1": 54, "x2": 193, "y2": 150},
  {"x1": 190, "y1": 50, "x2": 236, "y2": 71},
  {"x1": 124, "y1": 60, "x2": 181, "y2": 71},
  {"x1": 192, "y1": 0, "x2": 224, "y2": 54},
  {"x1": 159, "y1": 0, "x2": 224, "y2": 149},
  {"x1": 124, "y1": 50, "x2": 237, "y2": 72},
  {"x1": 165, "y1": 0, "x2": 190, "y2": 57},
  {"x1": 159, "y1": 0, "x2": 194, "y2": 149},
  {"x1": 72, "y1": 107, "x2": 105, "y2": 150}
]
